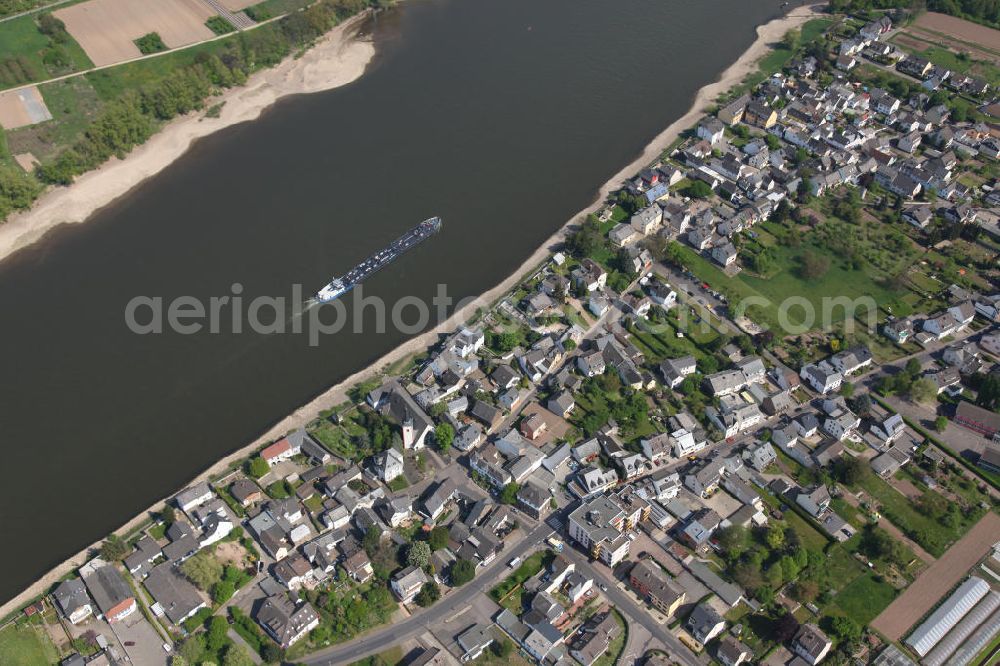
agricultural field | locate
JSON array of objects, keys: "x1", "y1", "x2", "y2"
[
  {"x1": 913, "y1": 11, "x2": 1000, "y2": 54},
  {"x1": 54, "y1": 0, "x2": 214, "y2": 67}
]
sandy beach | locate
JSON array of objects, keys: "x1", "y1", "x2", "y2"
[
  {"x1": 0, "y1": 11, "x2": 375, "y2": 263},
  {"x1": 0, "y1": 2, "x2": 822, "y2": 620}
]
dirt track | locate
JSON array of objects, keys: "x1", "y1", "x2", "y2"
[
  {"x1": 55, "y1": 0, "x2": 215, "y2": 67},
  {"x1": 870, "y1": 511, "x2": 1000, "y2": 641}
]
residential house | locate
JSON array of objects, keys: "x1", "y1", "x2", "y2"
[
  {"x1": 457, "y1": 624, "x2": 496, "y2": 662},
  {"x1": 52, "y1": 579, "x2": 93, "y2": 625},
  {"x1": 904, "y1": 205, "x2": 933, "y2": 229},
  {"x1": 255, "y1": 594, "x2": 320, "y2": 649},
  {"x1": 796, "y1": 486, "x2": 831, "y2": 518},
  {"x1": 882, "y1": 317, "x2": 913, "y2": 343},
  {"x1": 81, "y1": 563, "x2": 136, "y2": 624},
  {"x1": 391, "y1": 566, "x2": 429, "y2": 604},
  {"x1": 744, "y1": 440, "x2": 776, "y2": 472},
  {"x1": 640, "y1": 433, "x2": 671, "y2": 464},
  {"x1": 926, "y1": 367, "x2": 961, "y2": 395},
  {"x1": 547, "y1": 391, "x2": 575, "y2": 418},
  {"x1": 680, "y1": 508, "x2": 722, "y2": 550},
  {"x1": 922, "y1": 312, "x2": 960, "y2": 340},
  {"x1": 685, "y1": 457, "x2": 726, "y2": 497},
  {"x1": 830, "y1": 346, "x2": 873, "y2": 376},
  {"x1": 469, "y1": 400, "x2": 503, "y2": 431},
  {"x1": 143, "y1": 563, "x2": 207, "y2": 626},
  {"x1": 697, "y1": 118, "x2": 726, "y2": 145},
  {"x1": 517, "y1": 481, "x2": 551, "y2": 520},
  {"x1": 823, "y1": 407, "x2": 860, "y2": 440},
  {"x1": 745, "y1": 101, "x2": 777, "y2": 129},
  {"x1": 671, "y1": 427, "x2": 706, "y2": 458},
  {"x1": 717, "y1": 636, "x2": 752, "y2": 666},
  {"x1": 569, "y1": 611, "x2": 621, "y2": 666},
  {"x1": 712, "y1": 242, "x2": 738, "y2": 266},
  {"x1": 659, "y1": 356, "x2": 696, "y2": 388},
  {"x1": 573, "y1": 259, "x2": 608, "y2": 292},
  {"x1": 871, "y1": 443, "x2": 912, "y2": 478},
  {"x1": 648, "y1": 282, "x2": 678, "y2": 309},
  {"x1": 374, "y1": 447, "x2": 405, "y2": 483},
  {"x1": 230, "y1": 479, "x2": 262, "y2": 507},
  {"x1": 577, "y1": 352, "x2": 607, "y2": 378},
  {"x1": 629, "y1": 560, "x2": 686, "y2": 617},
  {"x1": 800, "y1": 362, "x2": 842, "y2": 394},
  {"x1": 259, "y1": 432, "x2": 304, "y2": 466},
  {"x1": 705, "y1": 370, "x2": 747, "y2": 397},
  {"x1": 718, "y1": 95, "x2": 751, "y2": 125},
  {"x1": 793, "y1": 624, "x2": 833, "y2": 665},
  {"x1": 174, "y1": 482, "x2": 214, "y2": 514},
  {"x1": 687, "y1": 602, "x2": 726, "y2": 644},
  {"x1": 568, "y1": 494, "x2": 638, "y2": 566}
]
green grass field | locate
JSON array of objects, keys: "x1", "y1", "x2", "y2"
[
  {"x1": 86, "y1": 35, "x2": 241, "y2": 101},
  {"x1": 245, "y1": 0, "x2": 314, "y2": 20},
  {"x1": 670, "y1": 210, "x2": 921, "y2": 333},
  {"x1": 854, "y1": 473, "x2": 981, "y2": 557},
  {"x1": 830, "y1": 572, "x2": 897, "y2": 624},
  {"x1": 0, "y1": 624, "x2": 59, "y2": 666},
  {"x1": 0, "y1": 13, "x2": 92, "y2": 90}
]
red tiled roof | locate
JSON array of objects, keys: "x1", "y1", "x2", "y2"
[{"x1": 261, "y1": 438, "x2": 291, "y2": 461}]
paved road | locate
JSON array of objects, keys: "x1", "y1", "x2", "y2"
[{"x1": 301, "y1": 521, "x2": 554, "y2": 665}]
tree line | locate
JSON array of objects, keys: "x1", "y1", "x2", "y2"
[{"x1": 0, "y1": 0, "x2": 387, "y2": 222}]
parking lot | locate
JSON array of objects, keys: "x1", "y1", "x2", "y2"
[{"x1": 113, "y1": 612, "x2": 169, "y2": 666}]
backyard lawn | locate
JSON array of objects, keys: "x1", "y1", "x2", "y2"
[
  {"x1": 309, "y1": 420, "x2": 357, "y2": 459},
  {"x1": 0, "y1": 623, "x2": 59, "y2": 666},
  {"x1": 829, "y1": 572, "x2": 898, "y2": 625},
  {"x1": 489, "y1": 550, "x2": 553, "y2": 604}
]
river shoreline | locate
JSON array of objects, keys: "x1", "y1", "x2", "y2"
[
  {"x1": 0, "y1": 11, "x2": 376, "y2": 264},
  {"x1": 0, "y1": 2, "x2": 822, "y2": 620}
]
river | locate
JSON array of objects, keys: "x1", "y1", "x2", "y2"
[{"x1": 0, "y1": 0, "x2": 787, "y2": 605}]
